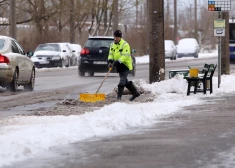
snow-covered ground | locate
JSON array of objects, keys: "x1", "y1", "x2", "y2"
[
  {"x1": 2, "y1": 50, "x2": 234, "y2": 167},
  {"x1": 135, "y1": 51, "x2": 218, "y2": 64}
]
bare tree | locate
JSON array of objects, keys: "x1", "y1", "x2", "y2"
[
  {"x1": 0, "y1": 0, "x2": 9, "y2": 33},
  {"x1": 69, "y1": 0, "x2": 75, "y2": 43},
  {"x1": 197, "y1": 3, "x2": 217, "y2": 50},
  {"x1": 74, "y1": 0, "x2": 91, "y2": 42},
  {"x1": 91, "y1": 0, "x2": 105, "y2": 36},
  {"x1": 0, "y1": 0, "x2": 149, "y2": 53},
  {"x1": 164, "y1": 0, "x2": 174, "y2": 41},
  {"x1": 103, "y1": 2, "x2": 113, "y2": 36}
]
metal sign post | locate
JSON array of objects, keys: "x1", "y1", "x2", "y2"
[
  {"x1": 214, "y1": 17, "x2": 225, "y2": 88},
  {"x1": 208, "y1": 0, "x2": 231, "y2": 88}
]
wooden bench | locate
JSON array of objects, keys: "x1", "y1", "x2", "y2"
[
  {"x1": 169, "y1": 69, "x2": 189, "y2": 79},
  {"x1": 169, "y1": 63, "x2": 217, "y2": 96},
  {"x1": 184, "y1": 68, "x2": 209, "y2": 95},
  {"x1": 199, "y1": 64, "x2": 217, "y2": 94},
  {"x1": 169, "y1": 64, "x2": 211, "y2": 79},
  {"x1": 184, "y1": 64, "x2": 217, "y2": 95}
]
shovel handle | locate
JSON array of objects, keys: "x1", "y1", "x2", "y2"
[{"x1": 96, "y1": 67, "x2": 113, "y2": 94}]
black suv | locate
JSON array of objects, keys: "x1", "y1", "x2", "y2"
[{"x1": 78, "y1": 36, "x2": 136, "y2": 76}]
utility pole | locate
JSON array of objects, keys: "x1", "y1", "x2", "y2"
[
  {"x1": 194, "y1": 0, "x2": 198, "y2": 42},
  {"x1": 113, "y1": 0, "x2": 118, "y2": 31},
  {"x1": 69, "y1": 0, "x2": 75, "y2": 43},
  {"x1": 218, "y1": 11, "x2": 222, "y2": 87},
  {"x1": 174, "y1": 0, "x2": 177, "y2": 44},
  {"x1": 166, "y1": 0, "x2": 169, "y2": 29},
  {"x1": 9, "y1": 0, "x2": 16, "y2": 39},
  {"x1": 136, "y1": 0, "x2": 138, "y2": 25},
  {"x1": 146, "y1": 1, "x2": 149, "y2": 54},
  {"x1": 221, "y1": 12, "x2": 230, "y2": 75},
  {"x1": 189, "y1": 4, "x2": 192, "y2": 37},
  {"x1": 148, "y1": 0, "x2": 165, "y2": 83}
]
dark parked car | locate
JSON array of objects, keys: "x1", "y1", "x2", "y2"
[{"x1": 78, "y1": 36, "x2": 136, "y2": 76}]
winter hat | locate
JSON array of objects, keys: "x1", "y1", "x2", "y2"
[{"x1": 113, "y1": 30, "x2": 122, "y2": 37}]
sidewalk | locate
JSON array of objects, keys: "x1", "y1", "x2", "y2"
[{"x1": 6, "y1": 92, "x2": 235, "y2": 168}]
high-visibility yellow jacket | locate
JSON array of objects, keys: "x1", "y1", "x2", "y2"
[{"x1": 108, "y1": 38, "x2": 133, "y2": 71}]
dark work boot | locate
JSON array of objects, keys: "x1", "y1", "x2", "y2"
[
  {"x1": 117, "y1": 85, "x2": 124, "y2": 100},
  {"x1": 126, "y1": 81, "x2": 140, "y2": 101}
]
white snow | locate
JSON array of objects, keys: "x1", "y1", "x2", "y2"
[{"x1": 1, "y1": 49, "x2": 234, "y2": 167}]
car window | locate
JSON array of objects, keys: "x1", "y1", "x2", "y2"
[
  {"x1": 85, "y1": 39, "x2": 113, "y2": 48},
  {"x1": 13, "y1": 40, "x2": 26, "y2": 55},
  {"x1": 36, "y1": 44, "x2": 60, "y2": 52},
  {"x1": 11, "y1": 40, "x2": 20, "y2": 53},
  {"x1": 65, "y1": 44, "x2": 72, "y2": 52},
  {"x1": 59, "y1": 44, "x2": 68, "y2": 51},
  {"x1": 0, "y1": 39, "x2": 5, "y2": 50}
]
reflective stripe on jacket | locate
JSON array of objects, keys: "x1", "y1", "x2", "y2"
[{"x1": 108, "y1": 38, "x2": 133, "y2": 71}]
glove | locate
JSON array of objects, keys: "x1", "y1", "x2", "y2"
[
  {"x1": 107, "y1": 59, "x2": 113, "y2": 64},
  {"x1": 107, "y1": 59, "x2": 113, "y2": 68},
  {"x1": 108, "y1": 63, "x2": 113, "y2": 68},
  {"x1": 113, "y1": 60, "x2": 120, "y2": 68}
]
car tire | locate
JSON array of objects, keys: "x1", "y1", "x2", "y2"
[
  {"x1": 70, "y1": 58, "x2": 73, "y2": 66},
  {"x1": 24, "y1": 68, "x2": 35, "y2": 91},
  {"x1": 174, "y1": 55, "x2": 177, "y2": 60},
  {"x1": 6, "y1": 70, "x2": 18, "y2": 92},
  {"x1": 61, "y1": 59, "x2": 66, "y2": 67},
  {"x1": 66, "y1": 58, "x2": 70, "y2": 67},
  {"x1": 72, "y1": 57, "x2": 76, "y2": 66},
  {"x1": 88, "y1": 71, "x2": 94, "y2": 76},
  {"x1": 78, "y1": 68, "x2": 85, "y2": 76}
]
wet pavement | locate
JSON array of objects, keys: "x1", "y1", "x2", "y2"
[{"x1": 5, "y1": 92, "x2": 235, "y2": 168}]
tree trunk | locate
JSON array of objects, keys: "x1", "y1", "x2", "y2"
[{"x1": 148, "y1": 0, "x2": 165, "y2": 83}]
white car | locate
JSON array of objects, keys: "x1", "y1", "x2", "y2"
[
  {"x1": 176, "y1": 38, "x2": 200, "y2": 58},
  {"x1": 54, "y1": 42, "x2": 77, "y2": 66},
  {"x1": 165, "y1": 40, "x2": 177, "y2": 60},
  {"x1": 62, "y1": 43, "x2": 77, "y2": 66},
  {"x1": 31, "y1": 43, "x2": 71, "y2": 68},
  {"x1": 0, "y1": 35, "x2": 35, "y2": 91},
  {"x1": 70, "y1": 44, "x2": 81, "y2": 66}
]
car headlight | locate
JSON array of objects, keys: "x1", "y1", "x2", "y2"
[{"x1": 51, "y1": 56, "x2": 61, "y2": 60}]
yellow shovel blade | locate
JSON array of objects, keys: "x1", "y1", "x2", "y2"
[{"x1": 80, "y1": 93, "x2": 106, "y2": 102}]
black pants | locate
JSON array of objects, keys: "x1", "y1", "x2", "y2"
[{"x1": 118, "y1": 71, "x2": 129, "y2": 87}]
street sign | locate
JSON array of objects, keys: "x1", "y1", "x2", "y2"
[
  {"x1": 214, "y1": 19, "x2": 225, "y2": 37},
  {"x1": 214, "y1": 28, "x2": 225, "y2": 36},
  {"x1": 214, "y1": 19, "x2": 225, "y2": 28},
  {"x1": 208, "y1": 0, "x2": 231, "y2": 11}
]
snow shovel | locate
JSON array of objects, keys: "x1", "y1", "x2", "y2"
[{"x1": 80, "y1": 67, "x2": 113, "y2": 102}]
